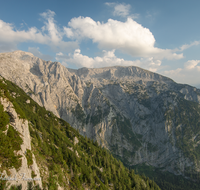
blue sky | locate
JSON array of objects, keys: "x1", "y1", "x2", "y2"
[{"x1": 1, "y1": 0, "x2": 200, "y2": 87}]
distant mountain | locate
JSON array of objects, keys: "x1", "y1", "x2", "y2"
[
  {"x1": 1, "y1": 50, "x2": 200, "y2": 188},
  {"x1": 0, "y1": 76, "x2": 159, "y2": 189}
]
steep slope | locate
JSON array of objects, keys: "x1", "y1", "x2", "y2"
[
  {"x1": 1, "y1": 50, "x2": 200, "y2": 182},
  {"x1": 0, "y1": 76, "x2": 160, "y2": 189},
  {"x1": 0, "y1": 99, "x2": 42, "y2": 190}
]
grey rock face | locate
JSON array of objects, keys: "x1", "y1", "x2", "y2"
[
  {"x1": 1, "y1": 50, "x2": 200, "y2": 177},
  {"x1": 0, "y1": 97, "x2": 42, "y2": 189}
]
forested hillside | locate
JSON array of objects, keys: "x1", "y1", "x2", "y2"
[
  {"x1": 0, "y1": 76, "x2": 160, "y2": 189},
  {"x1": 1, "y1": 51, "x2": 200, "y2": 181}
]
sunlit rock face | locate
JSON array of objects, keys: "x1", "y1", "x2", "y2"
[
  {"x1": 0, "y1": 97, "x2": 42, "y2": 189},
  {"x1": 1, "y1": 50, "x2": 200, "y2": 177}
]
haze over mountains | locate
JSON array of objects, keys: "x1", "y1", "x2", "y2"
[{"x1": 1, "y1": 50, "x2": 200, "y2": 184}]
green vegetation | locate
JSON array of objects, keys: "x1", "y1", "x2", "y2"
[
  {"x1": 25, "y1": 149, "x2": 33, "y2": 167},
  {"x1": 0, "y1": 103, "x2": 9, "y2": 131},
  {"x1": 7, "y1": 182, "x2": 41, "y2": 190},
  {"x1": 130, "y1": 164, "x2": 200, "y2": 190},
  {"x1": 0, "y1": 125, "x2": 23, "y2": 171},
  {"x1": 0, "y1": 77, "x2": 160, "y2": 189}
]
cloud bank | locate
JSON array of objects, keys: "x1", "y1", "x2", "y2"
[
  {"x1": 65, "y1": 16, "x2": 183, "y2": 60},
  {"x1": 56, "y1": 49, "x2": 162, "y2": 72},
  {"x1": 0, "y1": 9, "x2": 184, "y2": 62}
]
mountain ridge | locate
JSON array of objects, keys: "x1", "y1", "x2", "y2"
[{"x1": 1, "y1": 50, "x2": 200, "y2": 183}]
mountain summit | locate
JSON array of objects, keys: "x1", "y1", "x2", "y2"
[{"x1": 1, "y1": 51, "x2": 200, "y2": 183}]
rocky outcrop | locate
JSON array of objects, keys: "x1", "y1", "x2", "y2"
[
  {"x1": 0, "y1": 97, "x2": 42, "y2": 190},
  {"x1": 1, "y1": 50, "x2": 200, "y2": 178}
]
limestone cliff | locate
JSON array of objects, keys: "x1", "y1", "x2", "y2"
[
  {"x1": 1, "y1": 50, "x2": 200, "y2": 179},
  {"x1": 0, "y1": 96, "x2": 42, "y2": 190},
  {"x1": 0, "y1": 75, "x2": 161, "y2": 190}
]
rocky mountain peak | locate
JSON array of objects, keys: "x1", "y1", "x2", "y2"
[
  {"x1": 69, "y1": 65, "x2": 174, "y2": 86},
  {"x1": 1, "y1": 50, "x2": 200, "y2": 182}
]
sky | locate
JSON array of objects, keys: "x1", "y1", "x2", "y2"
[{"x1": 0, "y1": 0, "x2": 200, "y2": 87}]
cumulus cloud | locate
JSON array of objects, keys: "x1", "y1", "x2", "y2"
[
  {"x1": 184, "y1": 60, "x2": 200, "y2": 71},
  {"x1": 0, "y1": 10, "x2": 78, "y2": 53},
  {"x1": 161, "y1": 60, "x2": 200, "y2": 86},
  {"x1": 64, "y1": 16, "x2": 183, "y2": 60},
  {"x1": 0, "y1": 9, "x2": 186, "y2": 64},
  {"x1": 162, "y1": 68, "x2": 183, "y2": 77},
  {"x1": 1, "y1": 8, "x2": 197, "y2": 84},
  {"x1": 56, "y1": 49, "x2": 162, "y2": 72},
  {"x1": 0, "y1": 19, "x2": 46, "y2": 52},
  {"x1": 40, "y1": 10, "x2": 61, "y2": 44},
  {"x1": 39, "y1": 10, "x2": 79, "y2": 52}
]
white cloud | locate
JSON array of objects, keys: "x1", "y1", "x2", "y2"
[
  {"x1": 65, "y1": 16, "x2": 183, "y2": 60},
  {"x1": 105, "y1": 2, "x2": 139, "y2": 20},
  {"x1": 162, "y1": 68, "x2": 183, "y2": 77},
  {"x1": 105, "y1": 2, "x2": 131, "y2": 17},
  {"x1": 56, "y1": 49, "x2": 162, "y2": 72},
  {"x1": 129, "y1": 13, "x2": 140, "y2": 20},
  {"x1": 1, "y1": 8, "x2": 198, "y2": 82},
  {"x1": 105, "y1": 2, "x2": 115, "y2": 6},
  {"x1": 172, "y1": 41, "x2": 200, "y2": 52},
  {"x1": 161, "y1": 60, "x2": 200, "y2": 86},
  {"x1": 40, "y1": 10, "x2": 61, "y2": 44},
  {"x1": 184, "y1": 60, "x2": 200, "y2": 71},
  {"x1": 39, "y1": 10, "x2": 79, "y2": 52},
  {"x1": 64, "y1": 27, "x2": 74, "y2": 38},
  {"x1": 0, "y1": 10, "x2": 78, "y2": 53},
  {"x1": 114, "y1": 4, "x2": 130, "y2": 17},
  {"x1": 0, "y1": 19, "x2": 46, "y2": 52},
  {"x1": 106, "y1": 2, "x2": 131, "y2": 17}
]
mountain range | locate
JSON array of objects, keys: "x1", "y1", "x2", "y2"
[
  {"x1": 1, "y1": 50, "x2": 200, "y2": 189},
  {"x1": 0, "y1": 73, "x2": 161, "y2": 189}
]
